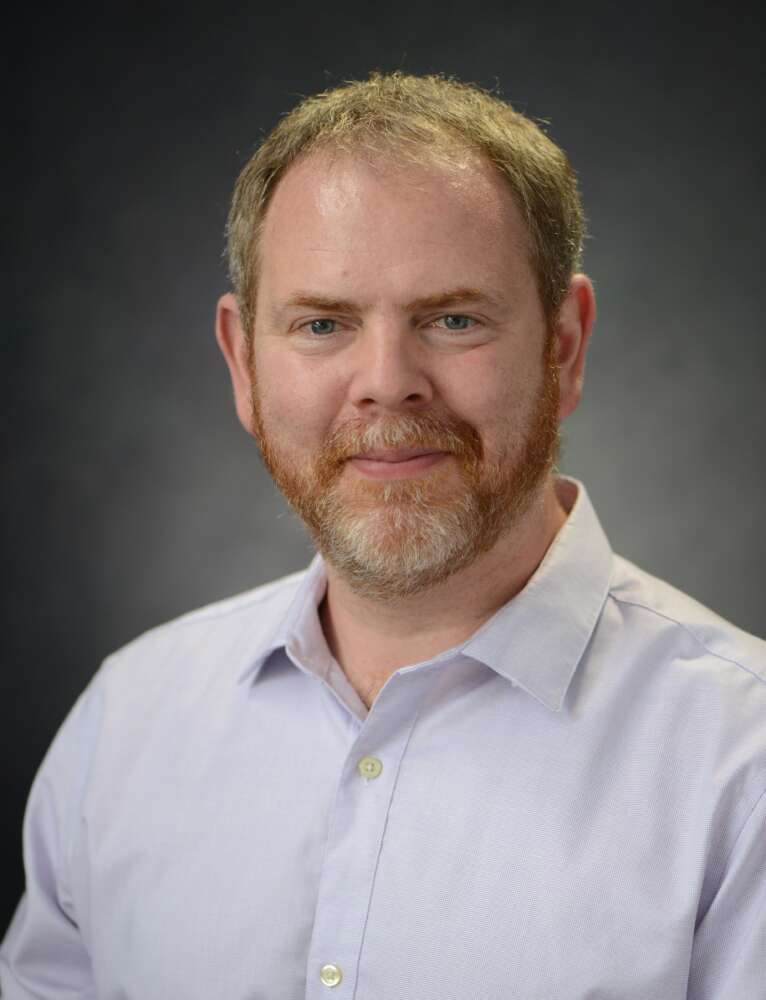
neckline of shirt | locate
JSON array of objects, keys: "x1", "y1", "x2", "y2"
[{"x1": 238, "y1": 477, "x2": 614, "y2": 713}]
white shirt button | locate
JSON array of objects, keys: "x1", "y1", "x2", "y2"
[
  {"x1": 357, "y1": 755, "x2": 383, "y2": 779},
  {"x1": 319, "y1": 963, "x2": 343, "y2": 987}
]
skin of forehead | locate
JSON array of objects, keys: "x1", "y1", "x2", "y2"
[{"x1": 257, "y1": 146, "x2": 535, "y2": 307}]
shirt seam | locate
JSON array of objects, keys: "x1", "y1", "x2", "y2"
[
  {"x1": 607, "y1": 592, "x2": 765, "y2": 686},
  {"x1": 172, "y1": 574, "x2": 306, "y2": 625},
  {"x1": 104, "y1": 575, "x2": 307, "y2": 660},
  {"x1": 696, "y1": 781, "x2": 766, "y2": 934},
  {"x1": 723, "y1": 781, "x2": 766, "y2": 871}
]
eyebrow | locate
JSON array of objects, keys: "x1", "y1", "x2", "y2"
[{"x1": 279, "y1": 287, "x2": 506, "y2": 315}]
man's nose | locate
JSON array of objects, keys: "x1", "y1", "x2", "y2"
[{"x1": 347, "y1": 323, "x2": 434, "y2": 413}]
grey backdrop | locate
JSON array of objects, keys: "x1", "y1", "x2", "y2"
[{"x1": 3, "y1": 2, "x2": 764, "y2": 929}]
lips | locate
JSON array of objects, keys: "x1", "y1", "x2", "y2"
[
  {"x1": 347, "y1": 448, "x2": 450, "y2": 481},
  {"x1": 352, "y1": 447, "x2": 444, "y2": 463}
]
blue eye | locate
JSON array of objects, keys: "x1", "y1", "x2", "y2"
[
  {"x1": 309, "y1": 319, "x2": 337, "y2": 335},
  {"x1": 438, "y1": 314, "x2": 474, "y2": 331}
]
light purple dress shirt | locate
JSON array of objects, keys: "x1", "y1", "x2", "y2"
[{"x1": 2, "y1": 479, "x2": 765, "y2": 999}]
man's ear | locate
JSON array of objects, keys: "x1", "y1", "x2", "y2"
[
  {"x1": 553, "y1": 274, "x2": 596, "y2": 421},
  {"x1": 216, "y1": 293, "x2": 256, "y2": 436}
]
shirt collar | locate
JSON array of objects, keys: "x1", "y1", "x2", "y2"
[
  {"x1": 460, "y1": 477, "x2": 613, "y2": 711},
  {"x1": 236, "y1": 552, "x2": 330, "y2": 685},
  {"x1": 238, "y1": 477, "x2": 613, "y2": 713}
]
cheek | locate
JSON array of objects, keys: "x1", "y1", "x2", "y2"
[
  {"x1": 445, "y1": 361, "x2": 541, "y2": 459},
  {"x1": 443, "y1": 361, "x2": 528, "y2": 427},
  {"x1": 254, "y1": 353, "x2": 342, "y2": 443},
  {"x1": 261, "y1": 392, "x2": 328, "y2": 444}
]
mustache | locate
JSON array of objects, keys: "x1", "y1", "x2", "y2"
[{"x1": 320, "y1": 412, "x2": 484, "y2": 466}]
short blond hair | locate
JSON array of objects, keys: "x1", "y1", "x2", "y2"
[{"x1": 227, "y1": 72, "x2": 585, "y2": 336}]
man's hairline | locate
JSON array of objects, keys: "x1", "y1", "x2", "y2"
[{"x1": 236, "y1": 140, "x2": 561, "y2": 343}]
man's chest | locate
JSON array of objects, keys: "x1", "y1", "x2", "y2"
[{"x1": 77, "y1": 665, "x2": 706, "y2": 999}]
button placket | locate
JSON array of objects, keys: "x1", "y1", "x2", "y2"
[{"x1": 304, "y1": 672, "x2": 431, "y2": 999}]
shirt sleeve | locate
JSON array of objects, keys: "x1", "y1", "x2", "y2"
[
  {"x1": 0, "y1": 686, "x2": 101, "y2": 999},
  {"x1": 687, "y1": 784, "x2": 766, "y2": 1000}
]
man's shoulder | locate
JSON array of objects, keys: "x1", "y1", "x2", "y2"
[
  {"x1": 608, "y1": 553, "x2": 765, "y2": 684},
  {"x1": 96, "y1": 567, "x2": 309, "y2": 692},
  {"x1": 152, "y1": 568, "x2": 307, "y2": 634},
  {"x1": 604, "y1": 556, "x2": 766, "y2": 836}
]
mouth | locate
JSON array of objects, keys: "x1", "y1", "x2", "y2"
[{"x1": 348, "y1": 448, "x2": 449, "y2": 480}]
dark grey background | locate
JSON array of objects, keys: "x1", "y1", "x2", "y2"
[{"x1": 3, "y1": 2, "x2": 764, "y2": 930}]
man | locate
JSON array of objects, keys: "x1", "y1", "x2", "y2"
[{"x1": 1, "y1": 72, "x2": 764, "y2": 999}]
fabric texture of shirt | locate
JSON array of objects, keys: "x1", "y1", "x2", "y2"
[{"x1": 2, "y1": 479, "x2": 765, "y2": 999}]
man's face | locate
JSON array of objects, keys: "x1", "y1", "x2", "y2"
[{"x1": 243, "y1": 150, "x2": 561, "y2": 598}]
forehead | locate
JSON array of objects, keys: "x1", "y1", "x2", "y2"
[{"x1": 257, "y1": 148, "x2": 535, "y2": 306}]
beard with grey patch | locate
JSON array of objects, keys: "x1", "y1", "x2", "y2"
[{"x1": 250, "y1": 344, "x2": 560, "y2": 600}]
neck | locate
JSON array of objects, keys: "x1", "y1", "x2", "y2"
[{"x1": 319, "y1": 476, "x2": 570, "y2": 708}]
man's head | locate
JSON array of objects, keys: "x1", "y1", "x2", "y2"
[
  {"x1": 226, "y1": 72, "x2": 586, "y2": 339},
  {"x1": 217, "y1": 73, "x2": 595, "y2": 599}
]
